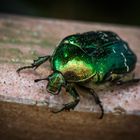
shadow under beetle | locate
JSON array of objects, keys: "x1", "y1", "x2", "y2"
[{"x1": 17, "y1": 31, "x2": 138, "y2": 119}]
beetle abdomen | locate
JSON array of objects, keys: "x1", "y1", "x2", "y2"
[
  {"x1": 94, "y1": 41, "x2": 137, "y2": 82},
  {"x1": 109, "y1": 41, "x2": 136, "y2": 73}
]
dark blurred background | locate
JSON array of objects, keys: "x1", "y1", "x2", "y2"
[{"x1": 0, "y1": 0, "x2": 140, "y2": 26}]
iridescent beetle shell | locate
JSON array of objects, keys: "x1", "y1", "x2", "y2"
[{"x1": 52, "y1": 31, "x2": 136, "y2": 83}]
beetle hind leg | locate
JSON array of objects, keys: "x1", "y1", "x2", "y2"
[
  {"x1": 89, "y1": 89, "x2": 104, "y2": 119},
  {"x1": 84, "y1": 88, "x2": 104, "y2": 119},
  {"x1": 78, "y1": 85, "x2": 104, "y2": 119},
  {"x1": 109, "y1": 73, "x2": 140, "y2": 85},
  {"x1": 17, "y1": 55, "x2": 51, "y2": 73}
]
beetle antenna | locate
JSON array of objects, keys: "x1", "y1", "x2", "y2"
[{"x1": 34, "y1": 77, "x2": 48, "y2": 82}]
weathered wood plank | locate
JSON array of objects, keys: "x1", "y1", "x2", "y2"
[{"x1": 0, "y1": 14, "x2": 140, "y2": 115}]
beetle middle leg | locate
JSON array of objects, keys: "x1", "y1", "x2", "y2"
[
  {"x1": 52, "y1": 84, "x2": 80, "y2": 113},
  {"x1": 89, "y1": 89, "x2": 104, "y2": 119},
  {"x1": 17, "y1": 55, "x2": 51, "y2": 73},
  {"x1": 79, "y1": 85, "x2": 104, "y2": 119}
]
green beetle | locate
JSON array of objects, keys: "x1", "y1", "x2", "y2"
[{"x1": 17, "y1": 31, "x2": 137, "y2": 119}]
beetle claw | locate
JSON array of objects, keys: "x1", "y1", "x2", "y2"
[{"x1": 51, "y1": 103, "x2": 75, "y2": 113}]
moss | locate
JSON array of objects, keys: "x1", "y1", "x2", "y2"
[
  {"x1": 0, "y1": 38, "x2": 54, "y2": 49},
  {"x1": 0, "y1": 48, "x2": 22, "y2": 57},
  {"x1": 39, "y1": 40, "x2": 54, "y2": 48},
  {"x1": 0, "y1": 26, "x2": 54, "y2": 48},
  {"x1": 0, "y1": 47, "x2": 40, "y2": 64}
]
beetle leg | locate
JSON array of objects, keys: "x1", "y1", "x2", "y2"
[
  {"x1": 52, "y1": 84, "x2": 80, "y2": 113},
  {"x1": 104, "y1": 72, "x2": 121, "y2": 82},
  {"x1": 110, "y1": 73, "x2": 140, "y2": 85},
  {"x1": 115, "y1": 78, "x2": 140, "y2": 85},
  {"x1": 17, "y1": 55, "x2": 51, "y2": 73},
  {"x1": 89, "y1": 89, "x2": 104, "y2": 119},
  {"x1": 78, "y1": 85, "x2": 104, "y2": 119}
]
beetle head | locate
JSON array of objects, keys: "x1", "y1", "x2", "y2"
[{"x1": 47, "y1": 71, "x2": 66, "y2": 95}]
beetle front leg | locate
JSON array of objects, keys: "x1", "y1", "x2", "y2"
[
  {"x1": 52, "y1": 84, "x2": 80, "y2": 113},
  {"x1": 17, "y1": 55, "x2": 51, "y2": 73}
]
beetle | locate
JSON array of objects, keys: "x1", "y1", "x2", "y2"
[{"x1": 17, "y1": 31, "x2": 137, "y2": 119}]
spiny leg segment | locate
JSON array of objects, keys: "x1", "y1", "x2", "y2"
[
  {"x1": 107, "y1": 73, "x2": 140, "y2": 85},
  {"x1": 52, "y1": 84, "x2": 80, "y2": 113},
  {"x1": 79, "y1": 85, "x2": 104, "y2": 119},
  {"x1": 34, "y1": 79, "x2": 80, "y2": 113},
  {"x1": 89, "y1": 88, "x2": 104, "y2": 119},
  {"x1": 16, "y1": 55, "x2": 51, "y2": 73}
]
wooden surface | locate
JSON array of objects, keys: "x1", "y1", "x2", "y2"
[
  {"x1": 0, "y1": 14, "x2": 140, "y2": 114},
  {"x1": 0, "y1": 101, "x2": 140, "y2": 140},
  {"x1": 0, "y1": 14, "x2": 140, "y2": 140}
]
